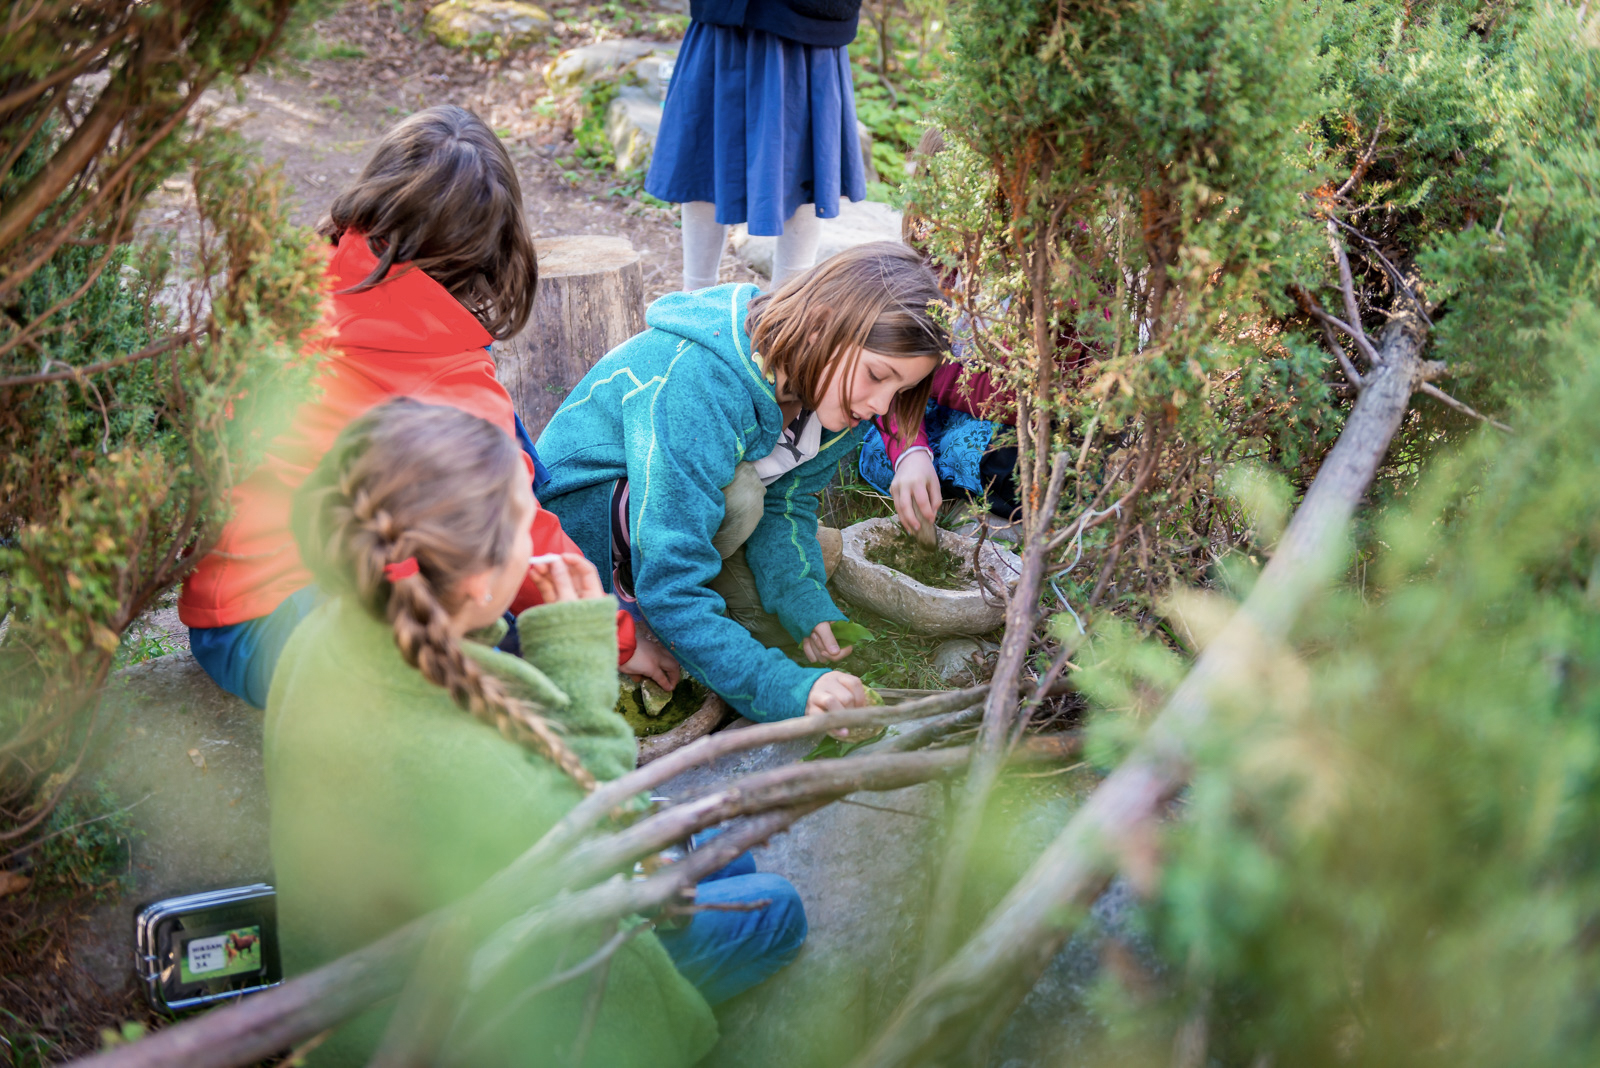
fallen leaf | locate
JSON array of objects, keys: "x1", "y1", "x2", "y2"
[
  {"x1": 187, "y1": 747, "x2": 207, "y2": 771},
  {"x1": 0, "y1": 870, "x2": 31, "y2": 897}
]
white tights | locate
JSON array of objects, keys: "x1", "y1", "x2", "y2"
[{"x1": 681, "y1": 201, "x2": 822, "y2": 291}]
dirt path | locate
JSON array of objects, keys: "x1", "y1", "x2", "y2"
[{"x1": 227, "y1": 0, "x2": 761, "y2": 302}]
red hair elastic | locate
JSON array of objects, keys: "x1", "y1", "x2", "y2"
[{"x1": 384, "y1": 557, "x2": 420, "y2": 581}]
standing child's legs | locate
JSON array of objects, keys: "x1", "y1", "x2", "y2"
[
  {"x1": 771, "y1": 203, "x2": 821, "y2": 288},
  {"x1": 684, "y1": 201, "x2": 823, "y2": 292},
  {"x1": 682, "y1": 201, "x2": 727, "y2": 291}
]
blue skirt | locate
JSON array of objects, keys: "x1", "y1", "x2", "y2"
[{"x1": 645, "y1": 21, "x2": 867, "y2": 236}]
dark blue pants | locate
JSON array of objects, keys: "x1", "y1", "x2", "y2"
[
  {"x1": 188, "y1": 586, "x2": 322, "y2": 710},
  {"x1": 657, "y1": 847, "x2": 807, "y2": 1004}
]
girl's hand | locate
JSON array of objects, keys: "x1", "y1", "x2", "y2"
[
  {"x1": 805, "y1": 671, "x2": 868, "y2": 729},
  {"x1": 802, "y1": 621, "x2": 853, "y2": 663},
  {"x1": 891, "y1": 449, "x2": 942, "y2": 540},
  {"x1": 622, "y1": 635, "x2": 682, "y2": 692},
  {"x1": 526, "y1": 552, "x2": 606, "y2": 604}
]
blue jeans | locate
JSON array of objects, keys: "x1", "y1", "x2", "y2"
[
  {"x1": 657, "y1": 848, "x2": 807, "y2": 1005},
  {"x1": 188, "y1": 586, "x2": 323, "y2": 709}
]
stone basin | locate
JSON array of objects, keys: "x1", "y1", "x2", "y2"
[{"x1": 833, "y1": 517, "x2": 1023, "y2": 636}]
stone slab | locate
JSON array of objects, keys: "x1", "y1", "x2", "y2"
[
  {"x1": 425, "y1": 0, "x2": 552, "y2": 55},
  {"x1": 659, "y1": 733, "x2": 946, "y2": 1068},
  {"x1": 544, "y1": 38, "x2": 680, "y2": 95},
  {"x1": 607, "y1": 84, "x2": 662, "y2": 173}
]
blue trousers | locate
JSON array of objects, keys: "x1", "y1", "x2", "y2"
[
  {"x1": 188, "y1": 586, "x2": 323, "y2": 709},
  {"x1": 657, "y1": 849, "x2": 807, "y2": 1005}
]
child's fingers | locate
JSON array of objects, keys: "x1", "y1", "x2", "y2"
[
  {"x1": 548, "y1": 559, "x2": 579, "y2": 602},
  {"x1": 560, "y1": 553, "x2": 606, "y2": 599},
  {"x1": 528, "y1": 554, "x2": 579, "y2": 603},
  {"x1": 835, "y1": 672, "x2": 867, "y2": 706},
  {"x1": 525, "y1": 561, "x2": 559, "y2": 603},
  {"x1": 893, "y1": 484, "x2": 922, "y2": 532},
  {"x1": 815, "y1": 622, "x2": 840, "y2": 656}
]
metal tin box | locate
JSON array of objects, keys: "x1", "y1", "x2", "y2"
[{"x1": 134, "y1": 883, "x2": 282, "y2": 1012}]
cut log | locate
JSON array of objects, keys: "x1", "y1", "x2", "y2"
[{"x1": 496, "y1": 235, "x2": 644, "y2": 438}]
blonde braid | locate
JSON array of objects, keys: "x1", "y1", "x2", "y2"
[
  {"x1": 295, "y1": 399, "x2": 599, "y2": 794},
  {"x1": 383, "y1": 570, "x2": 597, "y2": 793}
]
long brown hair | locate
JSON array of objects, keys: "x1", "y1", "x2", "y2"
[
  {"x1": 318, "y1": 105, "x2": 537, "y2": 340},
  {"x1": 292, "y1": 399, "x2": 594, "y2": 791},
  {"x1": 745, "y1": 241, "x2": 948, "y2": 442}
]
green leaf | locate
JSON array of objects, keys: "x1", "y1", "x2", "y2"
[
  {"x1": 831, "y1": 621, "x2": 878, "y2": 646},
  {"x1": 802, "y1": 726, "x2": 888, "y2": 761}
]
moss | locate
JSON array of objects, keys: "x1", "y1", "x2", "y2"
[
  {"x1": 616, "y1": 676, "x2": 710, "y2": 737},
  {"x1": 864, "y1": 529, "x2": 975, "y2": 591}
]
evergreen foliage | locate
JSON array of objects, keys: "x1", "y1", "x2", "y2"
[
  {"x1": 0, "y1": 3, "x2": 325, "y2": 843},
  {"x1": 1053, "y1": 4, "x2": 1600, "y2": 1060}
]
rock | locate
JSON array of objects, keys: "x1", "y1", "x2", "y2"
[
  {"x1": 857, "y1": 119, "x2": 878, "y2": 183},
  {"x1": 606, "y1": 84, "x2": 662, "y2": 172},
  {"x1": 543, "y1": 38, "x2": 680, "y2": 95},
  {"x1": 635, "y1": 51, "x2": 677, "y2": 103},
  {"x1": 68, "y1": 651, "x2": 269, "y2": 999},
  {"x1": 818, "y1": 524, "x2": 844, "y2": 579},
  {"x1": 930, "y1": 637, "x2": 987, "y2": 684},
  {"x1": 659, "y1": 734, "x2": 945, "y2": 1068},
  {"x1": 833, "y1": 517, "x2": 1023, "y2": 636},
  {"x1": 730, "y1": 199, "x2": 904, "y2": 279},
  {"x1": 424, "y1": 0, "x2": 552, "y2": 55}
]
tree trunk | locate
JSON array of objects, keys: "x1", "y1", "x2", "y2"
[
  {"x1": 852, "y1": 312, "x2": 1431, "y2": 1068},
  {"x1": 496, "y1": 235, "x2": 644, "y2": 438}
]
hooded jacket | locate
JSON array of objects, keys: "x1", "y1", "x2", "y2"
[
  {"x1": 536, "y1": 283, "x2": 864, "y2": 722},
  {"x1": 266, "y1": 594, "x2": 716, "y2": 1067},
  {"x1": 178, "y1": 232, "x2": 636, "y2": 661}
]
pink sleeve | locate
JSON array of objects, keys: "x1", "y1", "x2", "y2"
[
  {"x1": 933, "y1": 364, "x2": 1015, "y2": 424},
  {"x1": 878, "y1": 415, "x2": 930, "y2": 469}
]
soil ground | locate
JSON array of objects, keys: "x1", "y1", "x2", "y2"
[{"x1": 226, "y1": 0, "x2": 760, "y2": 300}]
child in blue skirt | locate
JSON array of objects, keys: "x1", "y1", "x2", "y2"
[{"x1": 646, "y1": 1, "x2": 867, "y2": 290}]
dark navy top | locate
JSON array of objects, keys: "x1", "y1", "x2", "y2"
[{"x1": 690, "y1": 0, "x2": 861, "y2": 47}]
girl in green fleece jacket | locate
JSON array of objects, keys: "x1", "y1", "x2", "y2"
[{"x1": 266, "y1": 399, "x2": 804, "y2": 1067}]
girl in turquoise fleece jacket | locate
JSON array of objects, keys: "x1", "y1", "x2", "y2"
[
  {"x1": 267, "y1": 399, "x2": 802, "y2": 1067},
  {"x1": 537, "y1": 242, "x2": 949, "y2": 722}
]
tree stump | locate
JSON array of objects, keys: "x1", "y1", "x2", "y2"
[{"x1": 496, "y1": 234, "x2": 645, "y2": 437}]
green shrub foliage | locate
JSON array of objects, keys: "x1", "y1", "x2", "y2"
[
  {"x1": 906, "y1": 0, "x2": 1529, "y2": 617},
  {"x1": 0, "y1": 2, "x2": 324, "y2": 838},
  {"x1": 1058, "y1": 5, "x2": 1600, "y2": 1061}
]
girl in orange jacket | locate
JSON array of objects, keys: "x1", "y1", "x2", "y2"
[{"x1": 181, "y1": 105, "x2": 676, "y2": 707}]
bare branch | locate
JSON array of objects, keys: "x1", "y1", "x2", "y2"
[
  {"x1": 1326, "y1": 220, "x2": 1382, "y2": 366},
  {"x1": 920, "y1": 453, "x2": 1071, "y2": 976},
  {"x1": 1418, "y1": 381, "x2": 1513, "y2": 433},
  {"x1": 0, "y1": 332, "x2": 195, "y2": 388},
  {"x1": 1335, "y1": 118, "x2": 1385, "y2": 198},
  {"x1": 1328, "y1": 215, "x2": 1434, "y2": 326}
]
